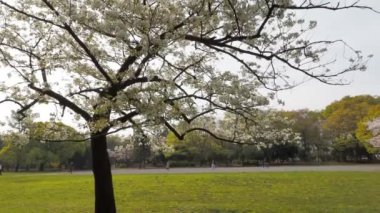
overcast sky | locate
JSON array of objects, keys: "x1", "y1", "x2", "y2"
[{"x1": 274, "y1": 0, "x2": 380, "y2": 110}]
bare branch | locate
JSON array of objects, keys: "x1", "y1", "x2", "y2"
[
  {"x1": 28, "y1": 84, "x2": 92, "y2": 121},
  {"x1": 163, "y1": 118, "x2": 256, "y2": 145},
  {"x1": 274, "y1": 1, "x2": 379, "y2": 13}
]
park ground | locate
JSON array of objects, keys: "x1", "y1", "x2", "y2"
[{"x1": 0, "y1": 165, "x2": 380, "y2": 212}]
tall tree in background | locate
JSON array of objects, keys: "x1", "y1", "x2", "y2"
[
  {"x1": 131, "y1": 128, "x2": 151, "y2": 168},
  {"x1": 0, "y1": 121, "x2": 86, "y2": 171},
  {"x1": 165, "y1": 117, "x2": 227, "y2": 166},
  {"x1": 26, "y1": 121, "x2": 86, "y2": 170},
  {"x1": 356, "y1": 105, "x2": 380, "y2": 152},
  {"x1": 284, "y1": 110, "x2": 325, "y2": 161},
  {"x1": 0, "y1": 132, "x2": 29, "y2": 171},
  {"x1": 0, "y1": 0, "x2": 375, "y2": 212},
  {"x1": 322, "y1": 95, "x2": 380, "y2": 160},
  {"x1": 322, "y1": 96, "x2": 380, "y2": 136}
]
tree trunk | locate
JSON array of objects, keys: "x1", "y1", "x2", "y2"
[
  {"x1": 91, "y1": 133, "x2": 116, "y2": 213},
  {"x1": 39, "y1": 162, "x2": 44, "y2": 171},
  {"x1": 15, "y1": 162, "x2": 19, "y2": 172}
]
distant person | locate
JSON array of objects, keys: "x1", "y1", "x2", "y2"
[
  {"x1": 211, "y1": 160, "x2": 216, "y2": 169},
  {"x1": 69, "y1": 162, "x2": 74, "y2": 174},
  {"x1": 0, "y1": 164, "x2": 2, "y2": 175},
  {"x1": 260, "y1": 159, "x2": 269, "y2": 168},
  {"x1": 263, "y1": 158, "x2": 269, "y2": 168},
  {"x1": 166, "y1": 161, "x2": 170, "y2": 170}
]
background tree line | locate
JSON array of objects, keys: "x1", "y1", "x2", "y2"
[{"x1": 1, "y1": 95, "x2": 379, "y2": 171}]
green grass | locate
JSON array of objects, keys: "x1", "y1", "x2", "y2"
[{"x1": 0, "y1": 172, "x2": 380, "y2": 212}]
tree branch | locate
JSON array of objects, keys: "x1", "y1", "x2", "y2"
[
  {"x1": 41, "y1": 0, "x2": 114, "y2": 84},
  {"x1": 0, "y1": 1, "x2": 64, "y2": 28},
  {"x1": 28, "y1": 84, "x2": 92, "y2": 121}
]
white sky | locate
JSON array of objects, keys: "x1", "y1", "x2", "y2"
[
  {"x1": 274, "y1": 0, "x2": 380, "y2": 110},
  {"x1": 0, "y1": 0, "x2": 379, "y2": 129}
]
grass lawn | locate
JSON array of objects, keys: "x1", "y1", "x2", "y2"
[{"x1": 0, "y1": 171, "x2": 380, "y2": 212}]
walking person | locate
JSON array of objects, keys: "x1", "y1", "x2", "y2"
[
  {"x1": 69, "y1": 161, "x2": 74, "y2": 174},
  {"x1": 0, "y1": 164, "x2": 3, "y2": 175}
]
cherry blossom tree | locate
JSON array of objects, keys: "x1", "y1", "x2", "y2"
[
  {"x1": 0, "y1": 0, "x2": 375, "y2": 212},
  {"x1": 356, "y1": 106, "x2": 380, "y2": 151},
  {"x1": 367, "y1": 118, "x2": 380, "y2": 148}
]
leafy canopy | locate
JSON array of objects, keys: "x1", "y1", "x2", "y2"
[{"x1": 0, "y1": 0, "x2": 371, "y2": 142}]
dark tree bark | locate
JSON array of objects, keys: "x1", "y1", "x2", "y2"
[
  {"x1": 91, "y1": 133, "x2": 116, "y2": 213},
  {"x1": 15, "y1": 162, "x2": 19, "y2": 172},
  {"x1": 39, "y1": 162, "x2": 45, "y2": 171}
]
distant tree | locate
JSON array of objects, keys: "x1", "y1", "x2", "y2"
[
  {"x1": 240, "y1": 144, "x2": 263, "y2": 165},
  {"x1": 165, "y1": 117, "x2": 223, "y2": 166},
  {"x1": 0, "y1": 132, "x2": 29, "y2": 171},
  {"x1": 26, "y1": 122, "x2": 86, "y2": 169},
  {"x1": 0, "y1": 121, "x2": 86, "y2": 171},
  {"x1": 284, "y1": 110, "x2": 327, "y2": 161},
  {"x1": 0, "y1": 1, "x2": 374, "y2": 211},
  {"x1": 367, "y1": 118, "x2": 380, "y2": 149},
  {"x1": 131, "y1": 129, "x2": 151, "y2": 168},
  {"x1": 219, "y1": 111, "x2": 301, "y2": 163},
  {"x1": 107, "y1": 135, "x2": 131, "y2": 167},
  {"x1": 270, "y1": 142, "x2": 299, "y2": 163},
  {"x1": 165, "y1": 129, "x2": 222, "y2": 167},
  {"x1": 26, "y1": 147, "x2": 58, "y2": 171},
  {"x1": 322, "y1": 95, "x2": 380, "y2": 161},
  {"x1": 323, "y1": 96, "x2": 380, "y2": 136},
  {"x1": 0, "y1": 136, "x2": 18, "y2": 170},
  {"x1": 356, "y1": 105, "x2": 380, "y2": 153},
  {"x1": 107, "y1": 135, "x2": 129, "y2": 150}
]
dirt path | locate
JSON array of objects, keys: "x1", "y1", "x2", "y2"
[{"x1": 71, "y1": 164, "x2": 380, "y2": 175}]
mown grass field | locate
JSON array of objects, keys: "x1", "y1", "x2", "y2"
[{"x1": 0, "y1": 171, "x2": 380, "y2": 212}]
